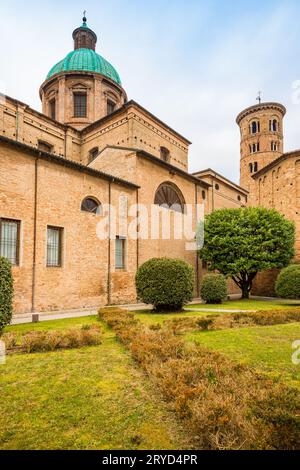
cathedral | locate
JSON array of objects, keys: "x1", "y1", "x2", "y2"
[{"x1": 0, "y1": 17, "x2": 296, "y2": 314}]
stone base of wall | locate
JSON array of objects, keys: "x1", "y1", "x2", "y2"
[{"x1": 252, "y1": 269, "x2": 280, "y2": 297}]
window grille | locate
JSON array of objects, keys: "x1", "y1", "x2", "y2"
[
  {"x1": 47, "y1": 226, "x2": 63, "y2": 267},
  {"x1": 0, "y1": 218, "x2": 20, "y2": 265},
  {"x1": 115, "y1": 236, "x2": 126, "y2": 269},
  {"x1": 74, "y1": 93, "x2": 87, "y2": 118}
]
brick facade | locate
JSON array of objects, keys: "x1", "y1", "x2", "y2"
[{"x1": 0, "y1": 20, "x2": 257, "y2": 314}]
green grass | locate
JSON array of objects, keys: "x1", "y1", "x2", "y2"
[
  {"x1": 188, "y1": 299, "x2": 300, "y2": 311},
  {"x1": 187, "y1": 323, "x2": 300, "y2": 390},
  {"x1": 0, "y1": 316, "x2": 188, "y2": 450}
]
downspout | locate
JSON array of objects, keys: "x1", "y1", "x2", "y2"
[
  {"x1": 107, "y1": 180, "x2": 112, "y2": 305},
  {"x1": 31, "y1": 154, "x2": 39, "y2": 313},
  {"x1": 212, "y1": 175, "x2": 215, "y2": 211},
  {"x1": 136, "y1": 189, "x2": 139, "y2": 272},
  {"x1": 195, "y1": 184, "x2": 200, "y2": 298}
]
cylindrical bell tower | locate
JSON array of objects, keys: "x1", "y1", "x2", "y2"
[{"x1": 236, "y1": 102, "x2": 286, "y2": 198}]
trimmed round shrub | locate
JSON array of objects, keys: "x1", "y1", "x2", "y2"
[
  {"x1": 275, "y1": 265, "x2": 300, "y2": 300},
  {"x1": 136, "y1": 258, "x2": 194, "y2": 311},
  {"x1": 0, "y1": 257, "x2": 13, "y2": 335},
  {"x1": 201, "y1": 274, "x2": 227, "y2": 304}
]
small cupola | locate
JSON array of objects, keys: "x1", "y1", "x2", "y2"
[{"x1": 72, "y1": 13, "x2": 97, "y2": 51}]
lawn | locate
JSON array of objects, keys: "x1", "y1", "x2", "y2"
[
  {"x1": 187, "y1": 323, "x2": 300, "y2": 390},
  {"x1": 0, "y1": 316, "x2": 188, "y2": 450},
  {"x1": 187, "y1": 299, "x2": 300, "y2": 311}
]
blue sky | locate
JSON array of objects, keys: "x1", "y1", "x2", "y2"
[{"x1": 1, "y1": 0, "x2": 300, "y2": 182}]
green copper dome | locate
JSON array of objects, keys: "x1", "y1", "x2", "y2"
[{"x1": 46, "y1": 48, "x2": 122, "y2": 85}]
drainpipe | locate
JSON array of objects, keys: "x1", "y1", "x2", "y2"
[
  {"x1": 211, "y1": 175, "x2": 215, "y2": 211},
  {"x1": 31, "y1": 154, "x2": 39, "y2": 313},
  {"x1": 136, "y1": 189, "x2": 139, "y2": 272},
  {"x1": 195, "y1": 184, "x2": 200, "y2": 298},
  {"x1": 107, "y1": 181, "x2": 112, "y2": 305}
]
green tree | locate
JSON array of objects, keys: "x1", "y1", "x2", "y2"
[{"x1": 199, "y1": 207, "x2": 295, "y2": 299}]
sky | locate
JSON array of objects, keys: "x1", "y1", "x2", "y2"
[{"x1": 1, "y1": 0, "x2": 300, "y2": 183}]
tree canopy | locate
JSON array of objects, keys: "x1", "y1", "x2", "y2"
[{"x1": 199, "y1": 207, "x2": 295, "y2": 298}]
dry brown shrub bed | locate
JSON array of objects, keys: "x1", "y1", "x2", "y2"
[
  {"x1": 166, "y1": 309, "x2": 300, "y2": 335},
  {"x1": 2, "y1": 324, "x2": 102, "y2": 353},
  {"x1": 99, "y1": 307, "x2": 300, "y2": 450}
]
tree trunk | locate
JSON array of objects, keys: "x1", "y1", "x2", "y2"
[
  {"x1": 232, "y1": 272, "x2": 257, "y2": 300},
  {"x1": 241, "y1": 284, "x2": 250, "y2": 299}
]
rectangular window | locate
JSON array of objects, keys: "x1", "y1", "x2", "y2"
[
  {"x1": 0, "y1": 218, "x2": 20, "y2": 265},
  {"x1": 107, "y1": 100, "x2": 116, "y2": 115},
  {"x1": 47, "y1": 226, "x2": 63, "y2": 267},
  {"x1": 115, "y1": 236, "x2": 126, "y2": 269},
  {"x1": 74, "y1": 93, "x2": 87, "y2": 118},
  {"x1": 49, "y1": 99, "x2": 56, "y2": 120}
]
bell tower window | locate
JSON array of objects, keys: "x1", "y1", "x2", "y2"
[
  {"x1": 249, "y1": 162, "x2": 258, "y2": 173},
  {"x1": 74, "y1": 93, "x2": 87, "y2": 118},
  {"x1": 249, "y1": 143, "x2": 260, "y2": 154},
  {"x1": 269, "y1": 119, "x2": 278, "y2": 132},
  {"x1": 49, "y1": 99, "x2": 56, "y2": 120},
  {"x1": 250, "y1": 120, "x2": 260, "y2": 134}
]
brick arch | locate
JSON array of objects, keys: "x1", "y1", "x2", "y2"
[{"x1": 154, "y1": 182, "x2": 186, "y2": 213}]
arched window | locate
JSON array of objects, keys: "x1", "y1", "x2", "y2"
[
  {"x1": 81, "y1": 197, "x2": 102, "y2": 215},
  {"x1": 154, "y1": 183, "x2": 185, "y2": 213},
  {"x1": 49, "y1": 99, "x2": 56, "y2": 120},
  {"x1": 249, "y1": 162, "x2": 258, "y2": 173},
  {"x1": 269, "y1": 119, "x2": 278, "y2": 132},
  {"x1": 250, "y1": 120, "x2": 260, "y2": 134},
  {"x1": 249, "y1": 143, "x2": 260, "y2": 154},
  {"x1": 271, "y1": 141, "x2": 278, "y2": 151}
]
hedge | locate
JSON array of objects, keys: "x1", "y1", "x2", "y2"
[
  {"x1": 136, "y1": 258, "x2": 194, "y2": 311},
  {"x1": 276, "y1": 265, "x2": 300, "y2": 300},
  {"x1": 200, "y1": 273, "x2": 227, "y2": 304},
  {"x1": 0, "y1": 257, "x2": 13, "y2": 335}
]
